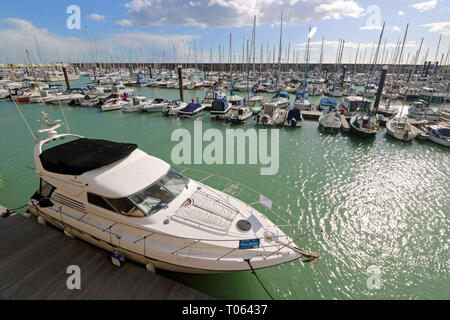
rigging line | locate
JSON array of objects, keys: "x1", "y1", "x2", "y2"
[
  {"x1": 58, "y1": 99, "x2": 70, "y2": 133},
  {"x1": 11, "y1": 96, "x2": 38, "y2": 142},
  {"x1": 245, "y1": 259, "x2": 274, "y2": 300}
]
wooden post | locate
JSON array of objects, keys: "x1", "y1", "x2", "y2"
[
  {"x1": 177, "y1": 65, "x2": 184, "y2": 102},
  {"x1": 62, "y1": 66, "x2": 71, "y2": 89},
  {"x1": 373, "y1": 65, "x2": 388, "y2": 111}
]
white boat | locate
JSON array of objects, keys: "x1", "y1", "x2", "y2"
[
  {"x1": 306, "y1": 84, "x2": 323, "y2": 96},
  {"x1": 255, "y1": 104, "x2": 282, "y2": 126},
  {"x1": 101, "y1": 98, "x2": 130, "y2": 112},
  {"x1": 319, "y1": 111, "x2": 341, "y2": 132},
  {"x1": 340, "y1": 96, "x2": 371, "y2": 117},
  {"x1": 202, "y1": 88, "x2": 226, "y2": 110},
  {"x1": 349, "y1": 113, "x2": 380, "y2": 137},
  {"x1": 142, "y1": 98, "x2": 170, "y2": 112},
  {"x1": 293, "y1": 92, "x2": 312, "y2": 111},
  {"x1": 210, "y1": 99, "x2": 231, "y2": 120},
  {"x1": 229, "y1": 106, "x2": 253, "y2": 124},
  {"x1": 263, "y1": 92, "x2": 290, "y2": 110},
  {"x1": 27, "y1": 113, "x2": 314, "y2": 274},
  {"x1": 162, "y1": 101, "x2": 187, "y2": 116},
  {"x1": 428, "y1": 126, "x2": 450, "y2": 147},
  {"x1": 46, "y1": 88, "x2": 86, "y2": 105},
  {"x1": 408, "y1": 100, "x2": 439, "y2": 121},
  {"x1": 177, "y1": 102, "x2": 205, "y2": 118},
  {"x1": 386, "y1": 117, "x2": 418, "y2": 142},
  {"x1": 317, "y1": 97, "x2": 337, "y2": 113}
]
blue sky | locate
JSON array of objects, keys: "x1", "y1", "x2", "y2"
[{"x1": 0, "y1": 0, "x2": 449, "y2": 64}]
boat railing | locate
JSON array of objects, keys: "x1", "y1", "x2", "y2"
[
  {"x1": 33, "y1": 200, "x2": 307, "y2": 261},
  {"x1": 31, "y1": 165, "x2": 316, "y2": 261}
]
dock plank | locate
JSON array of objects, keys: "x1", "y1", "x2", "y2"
[{"x1": 0, "y1": 214, "x2": 211, "y2": 300}]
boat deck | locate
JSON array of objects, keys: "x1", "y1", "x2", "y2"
[{"x1": 0, "y1": 213, "x2": 211, "y2": 300}]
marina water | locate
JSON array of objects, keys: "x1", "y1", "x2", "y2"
[{"x1": 0, "y1": 77, "x2": 448, "y2": 299}]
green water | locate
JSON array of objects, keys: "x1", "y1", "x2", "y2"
[{"x1": 0, "y1": 77, "x2": 448, "y2": 300}]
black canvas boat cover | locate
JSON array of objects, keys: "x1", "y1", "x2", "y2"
[{"x1": 39, "y1": 138, "x2": 138, "y2": 175}]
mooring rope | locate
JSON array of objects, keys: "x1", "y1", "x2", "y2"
[{"x1": 245, "y1": 259, "x2": 274, "y2": 301}]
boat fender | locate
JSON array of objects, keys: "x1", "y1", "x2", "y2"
[
  {"x1": 146, "y1": 262, "x2": 156, "y2": 273},
  {"x1": 291, "y1": 119, "x2": 297, "y2": 127},
  {"x1": 64, "y1": 230, "x2": 75, "y2": 239},
  {"x1": 37, "y1": 215, "x2": 46, "y2": 225},
  {"x1": 110, "y1": 252, "x2": 125, "y2": 268}
]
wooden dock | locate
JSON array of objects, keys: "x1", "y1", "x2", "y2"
[
  {"x1": 340, "y1": 115, "x2": 351, "y2": 132},
  {"x1": 0, "y1": 214, "x2": 211, "y2": 300},
  {"x1": 302, "y1": 110, "x2": 323, "y2": 120}
]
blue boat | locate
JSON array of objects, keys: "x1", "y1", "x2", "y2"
[
  {"x1": 317, "y1": 97, "x2": 337, "y2": 112},
  {"x1": 284, "y1": 109, "x2": 303, "y2": 127},
  {"x1": 210, "y1": 99, "x2": 231, "y2": 119},
  {"x1": 177, "y1": 103, "x2": 205, "y2": 118}
]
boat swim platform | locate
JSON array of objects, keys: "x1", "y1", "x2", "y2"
[{"x1": 0, "y1": 213, "x2": 211, "y2": 300}]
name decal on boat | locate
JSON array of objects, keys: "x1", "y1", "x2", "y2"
[{"x1": 239, "y1": 239, "x2": 260, "y2": 249}]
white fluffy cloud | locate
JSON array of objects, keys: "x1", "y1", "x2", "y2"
[
  {"x1": 123, "y1": 0, "x2": 365, "y2": 28},
  {"x1": 0, "y1": 18, "x2": 197, "y2": 63},
  {"x1": 314, "y1": 0, "x2": 365, "y2": 20},
  {"x1": 359, "y1": 25, "x2": 382, "y2": 31},
  {"x1": 398, "y1": 10, "x2": 405, "y2": 16},
  {"x1": 116, "y1": 19, "x2": 133, "y2": 27},
  {"x1": 0, "y1": 18, "x2": 90, "y2": 62},
  {"x1": 420, "y1": 22, "x2": 450, "y2": 36},
  {"x1": 412, "y1": 0, "x2": 438, "y2": 12},
  {"x1": 88, "y1": 14, "x2": 106, "y2": 22}
]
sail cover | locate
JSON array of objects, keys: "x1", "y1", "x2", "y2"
[{"x1": 39, "y1": 138, "x2": 137, "y2": 175}]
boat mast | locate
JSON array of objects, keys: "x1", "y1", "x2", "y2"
[{"x1": 275, "y1": 13, "x2": 283, "y2": 93}]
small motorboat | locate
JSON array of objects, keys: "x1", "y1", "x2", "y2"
[
  {"x1": 229, "y1": 106, "x2": 253, "y2": 124},
  {"x1": 317, "y1": 97, "x2": 337, "y2": 113},
  {"x1": 177, "y1": 102, "x2": 205, "y2": 118},
  {"x1": 201, "y1": 88, "x2": 226, "y2": 110},
  {"x1": 210, "y1": 99, "x2": 231, "y2": 120},
  {"x1": 428, "y1": 126, "x2": 450, "y2": 147},
  {"x1": 255, "y1": 104, "x2": 281, "y2": 126},
  {"x1": 293, "y1": 92, "x2": 312, "y2": 111},
  {"x1": 101, "y1": 98, "x2": 130, "y2": 112},
  {"x1": 162, "y1": 101, "x2": 187, "y2": 116},
  {"x1": 284, "y1": 109, "x2": 303, "y2": 127},
  {"x1": 142, "y1": 98, "x2": 170, "y2": 112},
  {"x1": 408, "y1": 100, "x2": 439, "y2": 121},
  {"x1": 319, "y1": 110, "x2": 341, "y2": 133}
]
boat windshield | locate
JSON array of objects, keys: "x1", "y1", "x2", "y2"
[{"x1": 128, "y1": 168, "x2": 189, "y2": 216}]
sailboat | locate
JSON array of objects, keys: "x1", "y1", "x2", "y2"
[{"x1": 386, "y1": 117, "x2": 418, "y2": 141}]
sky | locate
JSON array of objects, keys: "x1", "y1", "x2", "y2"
[{"x1": 0, "y1": 0, "x2": 449, "y2": 64}]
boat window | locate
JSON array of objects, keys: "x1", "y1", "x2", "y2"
[
  {"x1": 158, "y1": 168, "x2": 189, "y2": 196},
  {"x1": 107, "y1": 198, "x2": 145, "y2": 217},
  {"x1": 128, "y1": 168, "x2": 188, "y2": 216},
  {"x1": 88, "y1": 193, "x2": 116, "y2": 212}
]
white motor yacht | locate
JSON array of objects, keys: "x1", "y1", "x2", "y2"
[
  {"x1": 27, "y1": 113, "x2": 316, "y2": 273},
  {"x1": 101, "y1": 98, "x2": 130, "y2": 112},
  {"x1": 162, "y1": 101, "x2": 187, "y2": 116}
]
